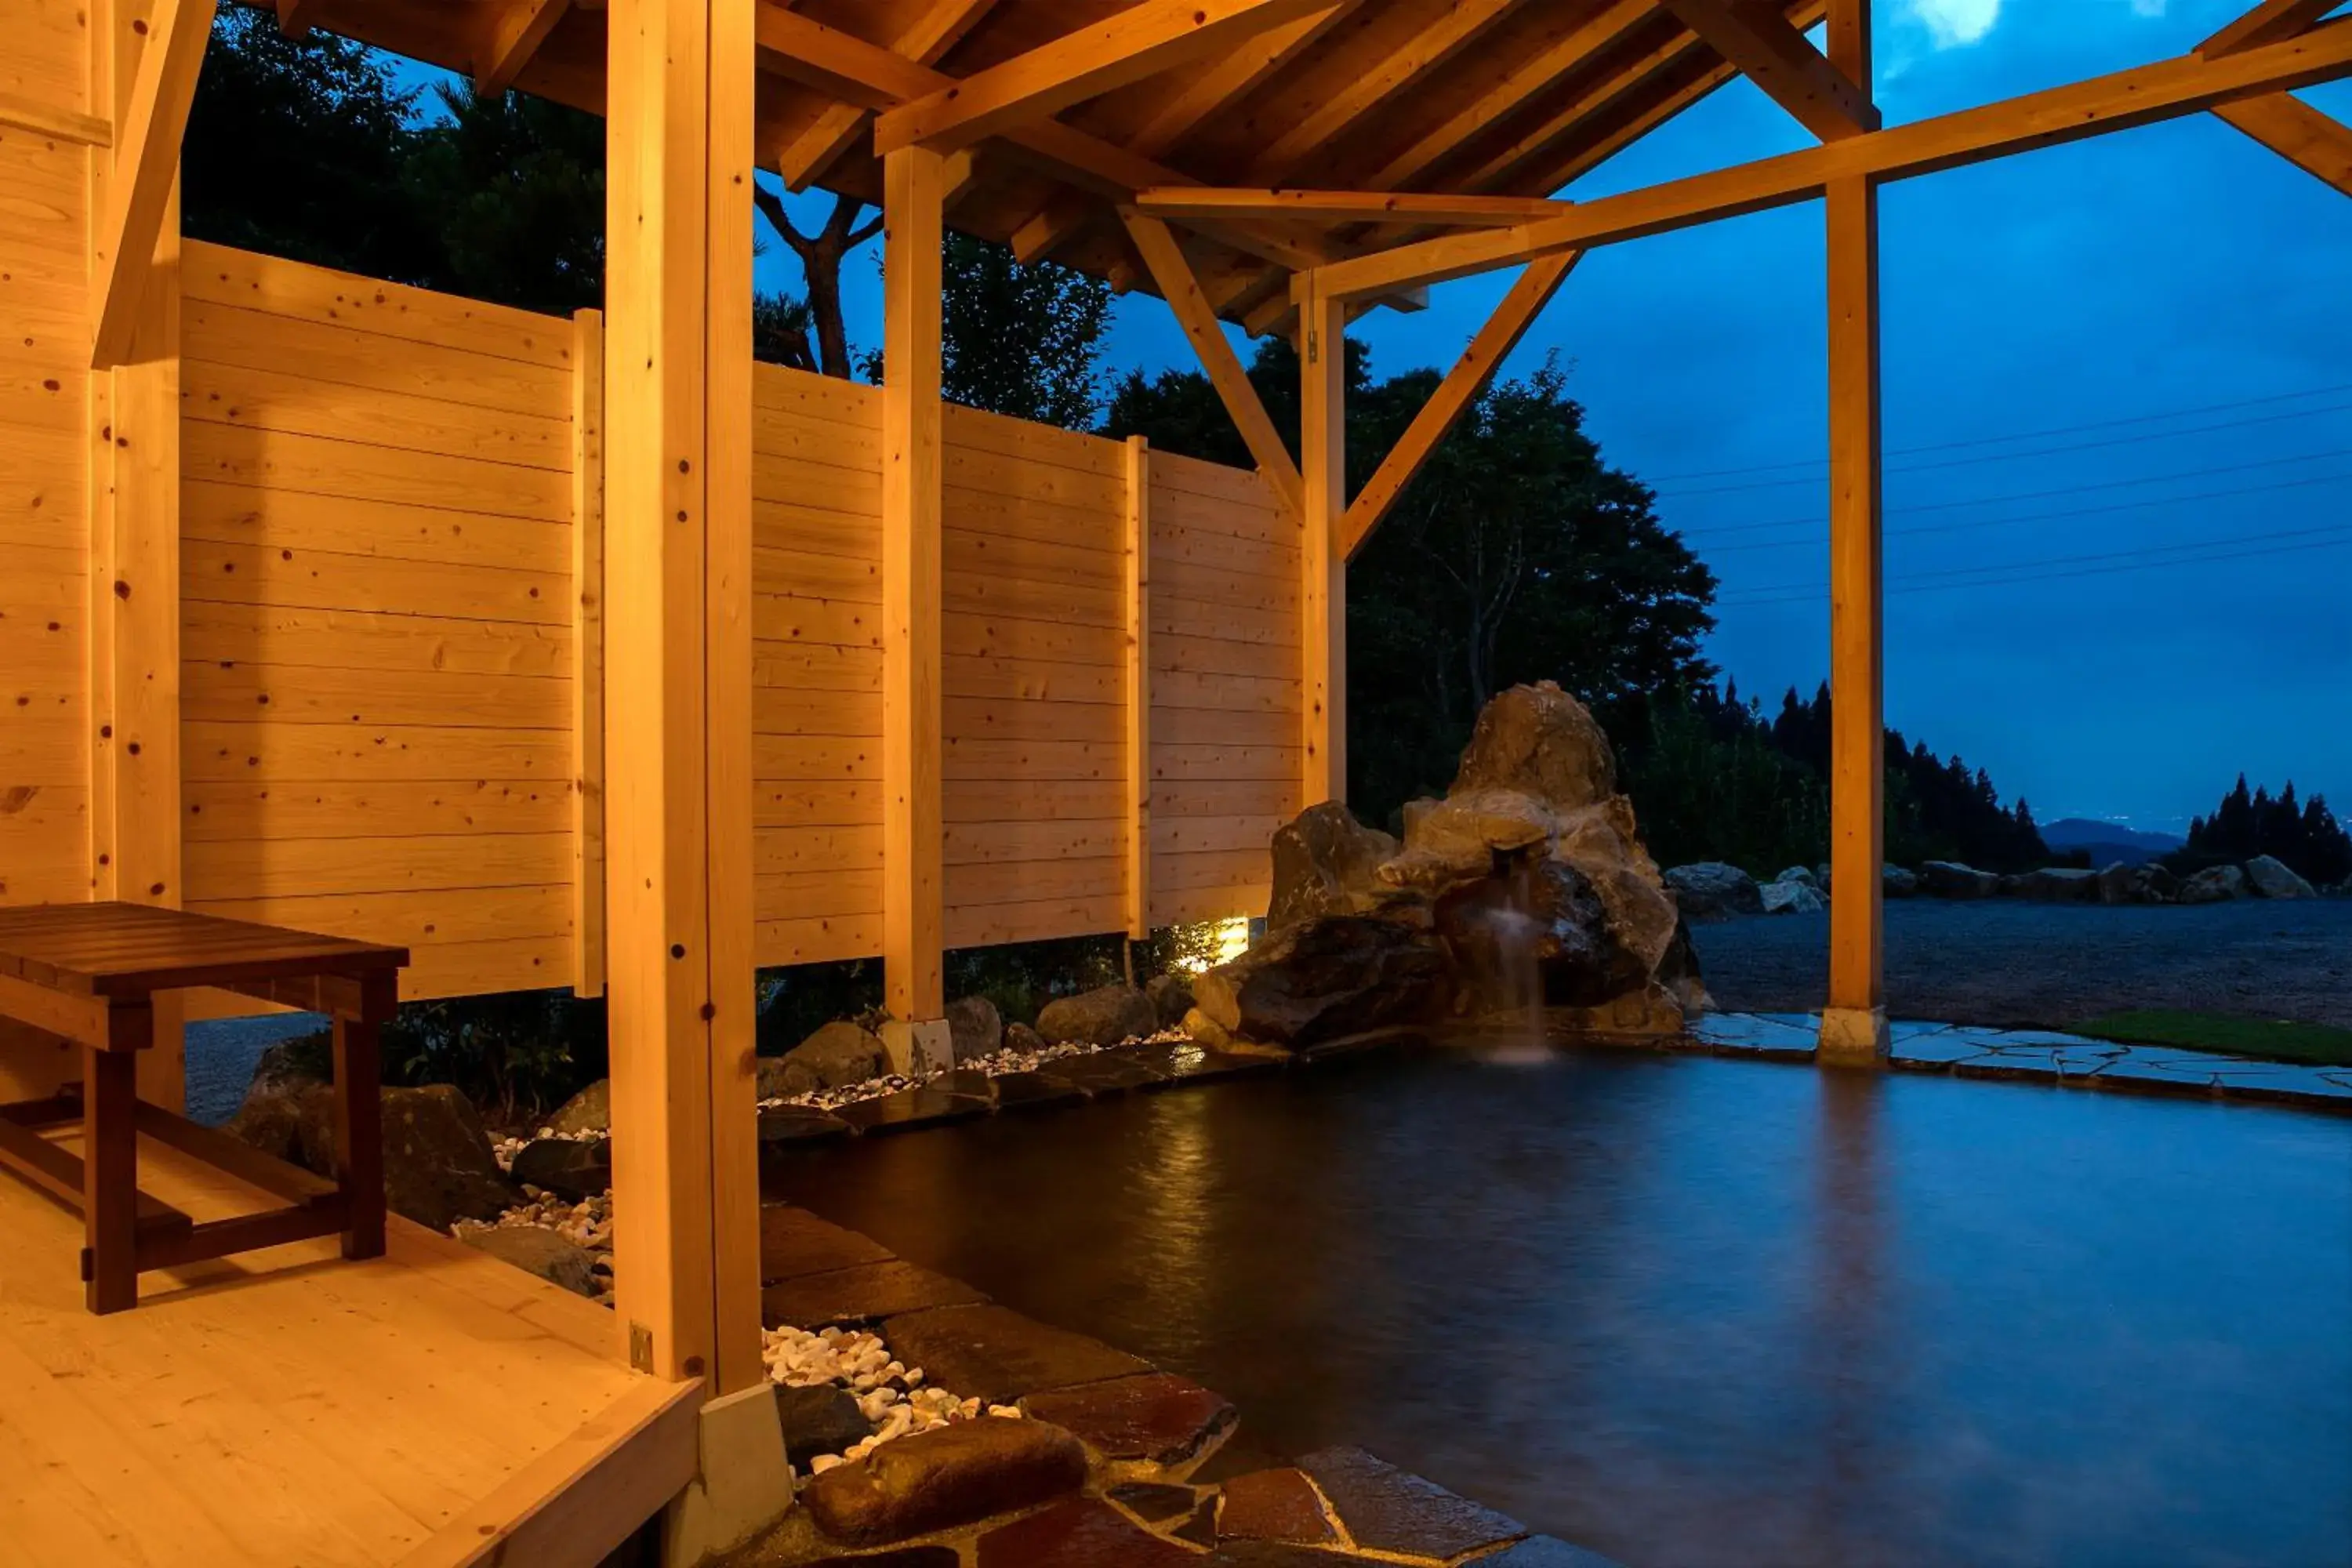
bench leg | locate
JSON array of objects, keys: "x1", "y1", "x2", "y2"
[
  {"x1": 333, "y1": 1007, "x2": 386, "y2": 1261},
  {"x1": 83, "y1": 1044, "x2": 139, "y2": 1313}
]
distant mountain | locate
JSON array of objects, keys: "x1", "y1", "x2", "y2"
[{"x1": 2041, "y1": 818, "x2": 2187, "y2": 867}]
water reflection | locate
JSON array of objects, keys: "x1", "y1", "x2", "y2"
[{"x1": 764, "y1": 1051, "x2": 2352, "y2": 1567}]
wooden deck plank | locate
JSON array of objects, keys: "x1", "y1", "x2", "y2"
[{"x1": 0, "y1": 1133, "x2": 680, "y2": 1568}]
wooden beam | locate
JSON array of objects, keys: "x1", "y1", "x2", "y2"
[
  {"x1": 1004, "y1": 2, "x2": 1359, "y2": 266},
  {"x1": 1338, "y1": 252, "x2": 1577, "y2": 560},
  {"x1": 1120, "y1": 211, "x2": 1305, "y2": 519},
  {"x1": 274, "y1": 0, "x2": 321, "y2": 36},
  {"x1": 873, "y1": 0, "x2": 1332, "y2": 156},
  {"x1": 605, "y1": 0, "x2": 763, "y2": 1396},
  {"x1": 2200, "y1": 0, "x2": 2339, "y2": 58},
  {"x1": 90, "y1": 0, "x2": 216, "y2": 368},
  {"x1": 572, "y1": 309, "x2": 607, "y2": 997},
  {"x1": 1818, "y1": 168, "x2": 1886, "y2": 1063},
  {"x1": 1660, "y1": 0, "x2": 1877, "y2": 140},
  {"x1": 90, "y1": 0, "x2": 190, "y2": 1112},
  {"x1": 1827, "y1": 0, "x2": 1869, "y2": 85},
  {"x1": 704, "y1": 0, "x2": 764, "y2": 1400},
  {"x1": 1123, "y1": 436, "x2": 1152, "y2": 942},
  {"x1": 777, "y1": 0, "x2": 996, "y2": 191},
  {"x1": 476, "y1": 0, "x2": 573, "y2": 97},
  {"x1": 882, "y1": 145, "x2": 946, "y2": 1023},
  {"x1": 1310, "y1": 18, "x2": 2352, "y2": 299},
  {"x1": 1139, "y1": 189, "x2": 1575, "y2": 226},
  {"x1": 1298, "y1": 274, "x2": 1345, "y2": 808},
  {"x1": 1244, "y1": 0, "x2": 1520, "y2": 184},
  {"x1": 2213, "y1": 89, "x2": 2352, "y2": 194}
]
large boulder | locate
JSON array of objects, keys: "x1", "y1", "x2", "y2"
[
  {"x1": 774, "y1": 1020, "x2": 888, "y2": 1097},
  {"x1": 800, "y1": 1416, "x2": 1088, "y2": 1547},
  {"x1": 545, "y1": 1077, "x2": 609, "y2": 1134},
  {"x1": 1381, "y1": 789, "x2": 1555, "y2": 891},
  {"x1": 1448, "y1": 679, "x2": 1616, "y2": 812},
  {"x1": 462, "y1": 1225, "x2": 599, "y2": 1298},
  {"x1": 2009, "y1": 866, "x2": 2102, "y2": 902},
  {"x1": 1548, "y1": 799, "x2": 1678, "y2": 978},
  {"x1": 1776, "y1": 866, "x2": 1818, "y2": 890},
  {"x1": 2097, "y1": 862, "x2": 2177, "y2": 906},
  {"x1": 1919, "y1": 860, "x2": 1998, "y2": 899},
  {"x1": 1035, "y1": 983, "x2": 1156, "y2": 1047},
  {"x1": 1882, "y1": 865, "x2": 1921, "y2": 898},
  {"x1": 509, "y1": 1135, "x2": 612, "y2": 1202},
  {"x1": 1655, "y1": 915, "x2": 1711, "y2": 1015},
  {"x1": 1268, "y1": 801, "x2": 1400, "y2": 931},
  {"x1": 944, "y1": 996, "x2": 1004, "y2": 1064},
  {"x1": 2245, "y1": 855, "x2": 2317, "y2": 899},
  {"x1": 1435, "y1": 856, "x2": 1648, "y2": 1011},
  {"x1": 1144, "y1": 971, "x2": 1195, "y2": 1030},
  {"x1": 1663, "y1": 862, "x2": 1763, "y2": 920},
  {"x1": 1759, "y1": 878, "x2": 1825, "y2": 915},
  {"x1": 273, "y1": 1082, "x2": 516, "y2": 1232},
  {"x1": 1192, "y1": 915, "x2": 1450, "y2": 1050},
  {"x1": 2178, "y1": 863, "x2": 2249, "y2": 904}
]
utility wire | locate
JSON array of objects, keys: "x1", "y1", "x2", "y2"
[
  {"x1": 1694, "y1": 470, "x2": 2352, "y2": 554},
  {"x1": 1721, "y1": 535, "x2": 2352, "y2": 606},
  {"x1": 1640, "y1": 382, "x2": 2352, "y2": 484},
  {"x1": 1651, "y1": 401, "x2": 2352, "y2": 497},
  {"x1": 1716, "y1": 524, "x2": 2352, "y2": 605},
  {"x1": 1673, "y1": 447, "x2": 2352, "y2": 542}
]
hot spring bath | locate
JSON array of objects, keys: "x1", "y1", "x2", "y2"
[{"x1": 762, "y1": 1047, "x2": 2351, "y2": 1567}]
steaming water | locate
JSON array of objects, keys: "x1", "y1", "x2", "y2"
[{"x1": 764, "y1": 1051, "x2": 2352, "y2": 1567}]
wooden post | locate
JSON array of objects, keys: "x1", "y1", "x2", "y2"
[
  {"x1": 1123, "y1": 435, "x2": 1152, "y2": 940},
  {"x1": 1297, "y1": 271, "x2": 1347, "y2": 808},
  {"x1": 572, "y1": 308, "x2": 608, "y2": 999},
  {"x1": 881, "y1": 144, "x2": 946, "y2": 1022},
  {"x1": 89, "y1": 0, "x2": 186, "y2": 1110},
  {"x1": 604, "y1": 0, "x2": 763, "y2": 1395},
  {"x1": 1820, "y1": 0, "x2": 1888, "y2": 1063}
]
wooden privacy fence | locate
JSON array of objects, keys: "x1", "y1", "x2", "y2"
[{"x1": 138, "y1": 243, "x2": 1297, "y2": 1004}]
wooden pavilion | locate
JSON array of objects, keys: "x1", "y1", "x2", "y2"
[{"x1": 0, "y1": 0, "x2": 2346, "y2": 1560}]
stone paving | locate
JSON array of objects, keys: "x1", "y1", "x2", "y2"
[
  {"x1": 730, "y1": 1200, "x2": 1623, "y2": 1568},
  {"x1": 1680, "y1": 1012, "x2": 2352, "y2": 1112}
]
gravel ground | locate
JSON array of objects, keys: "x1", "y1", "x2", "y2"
[{"x1": 1691, "y1": 897, "x2": 2352, "y2": 1030}]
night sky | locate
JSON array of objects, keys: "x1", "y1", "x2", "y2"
[{"x1": 744, "y1": 1, "x2": 2352, "y2": 830}]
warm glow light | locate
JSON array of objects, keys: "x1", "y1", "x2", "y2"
[{"x1": 1179, "y1": 914, "x2": 1254, "y2": 973}]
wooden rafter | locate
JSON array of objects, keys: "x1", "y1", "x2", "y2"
[
  {"x1": 872, "y1": 0, "x2": 1333, "y2": 157},
  {"x1": 1140, "y1": 189, "x2": 1571, "y2": 225},
  {"x1": 1310, "y1": 18, "x2": 2352, "y2": 299},
  {"x1": 2200, "y1": 0, "x2": 2339, "y2": 58},
  {"x1": 1363, "y1": 0, "x2": 1655, "y2": 191},
  {"x1": 1661, "y1": 0, "x2": 1876, "y2": 139},
  {"x1": 1338, "y1": 251, "x2": 1578, "y2": 559},
  {"x1": 777, "y1": 0, "x2": 996, "y2": 191},
  {"x1": 475, "y1": 0, "x2": 572, "y2": 97},
  {"x1": 753, "y1": 5, "x2": 1393, "y2": 302},
  {"x1": 1244, "y1": 0, "x2": 1520, "y2": 185},
  {"x1": 1120, "y1": 209, "x2": 1306, "y2": 521},
  {"x1": 274, "y1": 0, "x2": 321, "y2": 37},
  {"x1": 2213, "y1": 89, "x2": 2352, "y2": 193},
  {"x1": 92, "y1": 0, "x2": 216, "y2": 369},
  {"x1": 1004, "y1": 2, "x2": 1359, "y2": 267}
]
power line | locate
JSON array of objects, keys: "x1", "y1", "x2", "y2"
[
  {"x1": 1651, "y1": 401, "x2": 2352, "y2": 497},
  {"x1": 1715, "y1": 522, "x2": 2352, "y2": 605},
  {"x1": 1673, "y1": 447, "x2": 2352, "y2": 542},
  {"x1": 1694, "y1": 470, "x2": 2352, "y2": 555},
  {"x1": 1639, "y1": 382, "x2": 2352, "y2": 484},
  {"x1": 1719, "y1": 535, "x2": 2352, "y2": 606}
]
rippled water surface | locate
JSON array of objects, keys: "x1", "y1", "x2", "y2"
[{"x1": 764, "y1": 1049, "x2": 2352, "y2": 1568}]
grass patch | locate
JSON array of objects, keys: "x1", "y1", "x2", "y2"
[{"x1": 2068, "y1": 1009, "x2": 2352, "y2": 1067}]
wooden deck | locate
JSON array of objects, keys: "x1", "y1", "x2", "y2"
[{"x1": 0, "y1": 1126, "x2": 700, "y2": 1568}]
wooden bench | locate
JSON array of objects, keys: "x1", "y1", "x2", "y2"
[{"x1": 0, "y1": 902, "x2": 408, "y2": 1313}]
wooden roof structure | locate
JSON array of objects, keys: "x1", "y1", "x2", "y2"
[{"x1": 263, "y1": 0, "x2": 1828, "y2": 332}]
